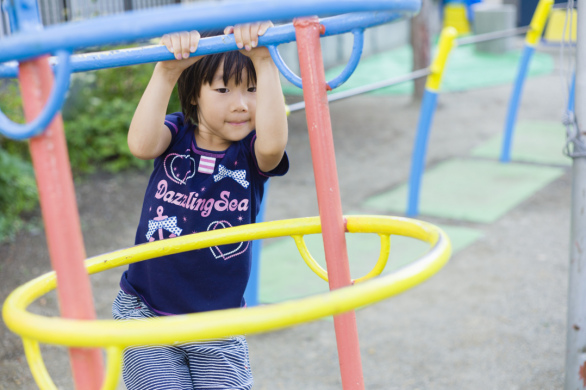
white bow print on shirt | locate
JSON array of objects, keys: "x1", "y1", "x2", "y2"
[{"x1": 213, "y1": 164, "x2": 250, "y2": 188}]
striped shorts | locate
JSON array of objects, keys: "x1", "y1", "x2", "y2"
[{"x1": 112, "y1": 290, "x2": 253, "y2": 390}]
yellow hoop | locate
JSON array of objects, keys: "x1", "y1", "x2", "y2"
[
  {"x1": 293, "y1": 232, "x2": 392, "y2": 283},
  {"x1": 2, "y1": 215, "x2": 451, "y2": 390}
]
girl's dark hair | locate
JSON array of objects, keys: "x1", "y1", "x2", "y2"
[{"x1": 177, "y1": 30, "x2": 257, "y2": 125}]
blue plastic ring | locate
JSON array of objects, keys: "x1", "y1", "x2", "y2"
[{"x1": 0, "y1": 50, "x2": 72, "y2": 140}]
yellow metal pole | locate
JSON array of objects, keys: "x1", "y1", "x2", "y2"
[{"x1": 426, "y1": 27, "x2": 458, "y2": 92}]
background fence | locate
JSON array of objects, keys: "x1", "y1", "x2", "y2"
[{"x1": 0, "y1": 0, "x2": 211, "y2": 37}]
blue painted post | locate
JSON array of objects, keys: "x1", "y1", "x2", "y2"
[
  {"x1": 568, "y1": 72, "x2": 576, "y2": 116},
  {"x1": 407, "y1": 90, "x2": 438, "y2": 216},
  {"x1": 500, "y1": 0, "x2": 553, "y2": 162},
  {"x1": 243, "y1": 180, "x2": 269, "y2": 307},
  {"x1": 500, "y1": 45, "x2": 535, "y2": 162},
  {"x1": 405, "y1": 27, "x2": 457, "y2": 217}
]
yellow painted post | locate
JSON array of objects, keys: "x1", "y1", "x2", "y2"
[
  {"x1": 525, "y1": 0, "x2": 554, "y2": 47},
  {"x1": 543, "y1": 9, "x2": 577, "y2": 44},
  {"x1": 426, "y1": 27, "x2": 458, "y2": 92},
  {"x1": 442, "y1": 3, "x2": 470, "y2": 35}
]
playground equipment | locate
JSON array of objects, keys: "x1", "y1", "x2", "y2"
[
  {"x1": 4, "y1": 216, "x2": 451, "y2": 389},
  {"x1": 564, "y1": 1, "x2": 586, "y2": 389},
  {"x1": 407, "y1": 26, "x2": 458, "y2": 217},
  {"x1": 406, "y1": 0, "x2": 553, "y2": 216},
  {"x1": 276, "y1": 8, "x2": 546, "y2": 219},
  {"x1": 285, "y1": 25, "x2": 532, "y2": 114},
  {"x1": 499, "y1": 0, "x2": 553, "y2": 162},
  {"x1": 209, "y1": 1, "x2": 586, "y2": 388},
  {"x1": 543, "y1": 7, "x2": 577, "y2": 45},
  {"x1": 442, "y1": 0, "x2": 471, "y2": 35},
  {"x1": 0, "y1": 1, "x2": 451, "y2": 389},
  {"x1": 255, "y1": 20, "x2": 536, "y2": 306}
]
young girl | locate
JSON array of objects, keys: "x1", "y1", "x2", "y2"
[{"x1": 112, "y1": 22, "x2": 288, "y2": 390}]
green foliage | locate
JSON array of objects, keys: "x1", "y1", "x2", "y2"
[
  {"x1": 0, "y1": 51, "x2": 184, "y2": 242},
  {"x1": 63, "y1": 62, "x2": 181, "y2": 174},
  {"x1": 0, "y1": 80, "x2": 29, "y2": 160},
  {"x1": 0, "y1": 147, "x2": 38, "y2": 241},
  {"x1": 0, "y1": 79, "x2": 24, "y2": 123},
  {"x1": 0, "y1": 80, "x2": 37, "y2": 242}
]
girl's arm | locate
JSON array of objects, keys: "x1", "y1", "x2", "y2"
[
  {"x1": 128, "y1": 31, "x2": 201, "y2": 160},
  {"x1": 229, "y1": 23, "x2": 288, "y2": 173}
]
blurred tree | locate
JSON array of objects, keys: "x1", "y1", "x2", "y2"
[{"x1": 410, "y1": 0, "x2": 432, "y2": 100}]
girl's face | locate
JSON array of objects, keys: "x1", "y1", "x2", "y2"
[{"x1": 195, "y1": 60, "x2": 256, "y2": 151}]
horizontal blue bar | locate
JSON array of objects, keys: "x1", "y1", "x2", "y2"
[
  {"x1": 0, "y1": 0, "x2": 419, "y2": 64},
  {"x1": 0, "y1": 11, "x2": 405, "y2": 78}
]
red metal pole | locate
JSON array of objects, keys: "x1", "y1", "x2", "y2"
[
  {"x1": 18, "y1": 56, "x2": 104, "y2": 389},
  {"x1": 294, "y1": 17, "x2": 365, "y2": 390}
]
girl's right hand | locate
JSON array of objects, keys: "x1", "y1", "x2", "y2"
[{"x1": 159, "y1": 31, "x2": 202, "y2": 73}]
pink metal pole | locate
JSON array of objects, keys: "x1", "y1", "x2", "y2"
[
  {"x1": 294, "y1": 17, "x2": 365, "y2": 390},
  {"x1": 19, "y1": 56, "x2": 104, "y2": 389}
]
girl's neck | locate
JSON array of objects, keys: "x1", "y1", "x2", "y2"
[{"x1": 193, "y1": 129, "x2": 232, "y2": 152}]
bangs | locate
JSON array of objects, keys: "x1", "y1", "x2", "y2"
[
  {"x1": 176, "y1": 31, "x2": 259, "y2": 125},
  {"x1": 201, "y1": 51, "x2": 257, "y2": 87}
]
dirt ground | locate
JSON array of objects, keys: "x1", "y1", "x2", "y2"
[{"x1": 0, "y1": 42, "x2": 574, "y2": 389}]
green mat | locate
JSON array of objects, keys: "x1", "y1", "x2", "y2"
[
  {"x1": 362, "y1": 158, "x2": 564, "y2": 223},
  {"x1": 282, "y1": 44, "x2": 554, "y2": 95},
  {"x1": 259, "y1": 224, "x2": 481, "y2": 304},
  {"x1": 471, "y1": 121, "x2": 571, "y2": 166}
]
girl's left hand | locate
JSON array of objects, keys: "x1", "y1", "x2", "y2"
[{"x1": 224, "y1": 22, "x2": 273, "y2": 59}]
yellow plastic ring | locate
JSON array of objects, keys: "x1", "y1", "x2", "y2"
[
  {"x1": 4, "y1": 215, "x2": 450, "y2": 346},
  {"x1": 3, "y1": 215, "x2": 451, "y2": 389}
]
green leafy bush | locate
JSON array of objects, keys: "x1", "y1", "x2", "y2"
[
  {"x1": 0, "y1": 80, "x2": 35, "y2": 241},
  {"x1": 0, "y1": 54, "x2": 183, "y2": 242},
  {"x1": 63, "y1": 62, "x2": 181, "y2": 174},
  {"x1": 0, "y1": 147, "x2": 38, "y2": 240},
  {"x1": 0, "y1": 80, "x2": 28, "y2": 159}
]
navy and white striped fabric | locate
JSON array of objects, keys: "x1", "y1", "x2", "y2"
[{"x1": 113, "y1": 290, "x2": 253, "y2": 390}]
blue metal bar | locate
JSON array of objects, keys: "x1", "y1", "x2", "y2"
[
  {"x1": 326, "y1": 28, "x2": 364, "y2": 89},
  {"x1": 268, "y1": 45, "x2": 303, "y2": 88},
  {"x1": 268, "y1": 26, "x2": 366, "y2": 89},
  {"x1": 243, "y1": 180, "x2": 270, "y2": 307},
  {"x1": 0, "y1": 0, "x2": 419, "y2": 64},
  {"x1": 0, "y1": 50, "x2": 72, "y2": 140},
  {"x1": 407, "y1": 89, "x2": 438, "y2": 217},
  {"x1": 0, "y1": 5, "x2": 410, "y2": 140},
  {"x1": 0, "y1": 11, "x2": 403, "y2": 78},
  {"x1": 500, "y1": 44, "x2": 535, "y2": 163}
]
